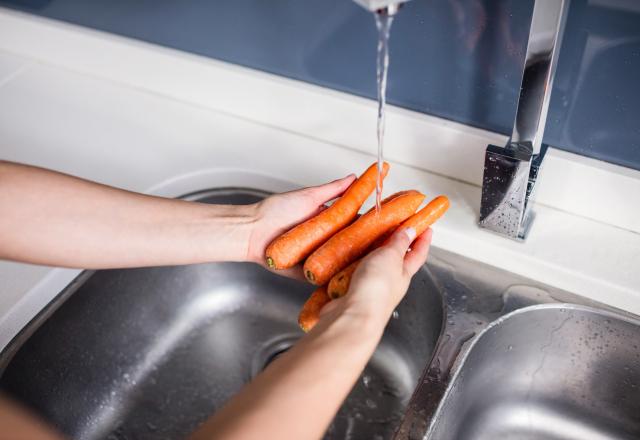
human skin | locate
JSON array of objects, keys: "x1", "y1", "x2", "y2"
[{"x1": 0, "y1": 160, "x2": 355, "y2": 279}]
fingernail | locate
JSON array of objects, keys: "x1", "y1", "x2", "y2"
[{"x1": 405, "y1": 227, "x2": 416, "y2": 242}]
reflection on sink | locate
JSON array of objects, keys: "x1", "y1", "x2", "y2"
[
  {"x1": 0, "y1": 189, "x2": 444, "y2": 440},
  {"x1": 428, "y1": 305, "x2": 640, "y2": 440}
]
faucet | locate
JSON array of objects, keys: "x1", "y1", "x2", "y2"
[
  {"x1": 353, "y1": 0, "x2": 570, "y2": 240},
  {"x1": 480, "y1": 0, "x2": 570, "y2": 239}
]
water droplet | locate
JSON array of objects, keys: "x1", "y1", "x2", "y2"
[{"x1": 365, "y1": 398, "x2": 377, "y2": 409}]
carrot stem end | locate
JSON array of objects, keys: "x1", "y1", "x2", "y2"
[{"x1": 266, "y1": 256, "x2": 275, "y2": 269}]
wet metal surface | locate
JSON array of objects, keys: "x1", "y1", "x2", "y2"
[
  {"x1": 395, "y1": 253, "x2": 640, "y2": 440},
  {"x1": 1, "y1": 188, "x2": 638, "y2": 439},
  {"x1": 427, "y1": 305, "x2": 640, "y2": 440},
  {"x1": 0, "y1": 189, "x2": 443, "y2": 440}
]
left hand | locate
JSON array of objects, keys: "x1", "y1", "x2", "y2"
[
  {"x1": 247, "y1": 174, "x2": 356, "y2": 279},
  {"x1": 319, "y1": 227, "x2": 433, "y2": 329}
]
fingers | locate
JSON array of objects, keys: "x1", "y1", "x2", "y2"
[
  {"x1": 404, "y1": 228, "x2": 433, "y2": 276},
  {"x1": 385, "y1": 227, "x2": 417, "y2": 259},
  {"x1": 305, "y1": 174, "x2": 356, "y2": 205}
]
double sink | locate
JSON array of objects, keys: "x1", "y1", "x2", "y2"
[{"x1": 1, "y1": 189, "x2": 639, "y2": 439}]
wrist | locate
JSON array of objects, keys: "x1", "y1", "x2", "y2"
[
  {"x1": 329, "y1": 300, "x2": 389, "y2": 340},
  {"x1": 198, "y1": 202, "x2": 261, "y2": 263},
  {"x1": 337, "y1": 290, "x2": 399, "y2": 334},
  {"x1": 244, "y1": 201, "x2": 265, "y2": 264}
]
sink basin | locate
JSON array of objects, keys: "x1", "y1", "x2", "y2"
[
  {"x1": 2, "y1": 187, "x2": 638, "y2": 440},
  {"x1": 427, "y1": 305, "x2": 640, "y2": 440},
  {"x1": 0, "y1": 189, "x2": 444, "y2": 440}
]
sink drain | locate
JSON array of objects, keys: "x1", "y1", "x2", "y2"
[
  {"x1": 249, "y1": 334, "x2": 300, "y2": 379},
  {"x1": 263, "y1": 347, "x2": 290, "y2": 368}
]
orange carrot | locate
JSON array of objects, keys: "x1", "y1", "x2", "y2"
[
  {"x1": 328, "y1": 195, "x2": 450, "y2": 299},
  {"x1": 360, "y1": 190, "x2": 413, "y2": 217},
  {"x1": 398, "y1": 195, "x2": 449, "y2": 232},
  {"x1": 327, "y1": 264, "x2": 358, "y2": 300},
  {"x1": 265, "y1": 162, "x2": 390, "y2": 270},
  {"x1": 304, "y1": 190, "x2": 425, "y2": 285},
  {"x1": 298, "y1": 286, "x2": 331, "y2": 332}
]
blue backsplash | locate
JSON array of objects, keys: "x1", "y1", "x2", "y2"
[{"x1": 2, "y1": 0, "x2": 639, "y2": 170}]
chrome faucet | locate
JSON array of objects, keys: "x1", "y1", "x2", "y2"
[
  {"x1": 353, "y1": 0, "x2": 570, "y2": 240},
  {"x1": 479, "y1": 0, "x2": 570, "y2": 239}
]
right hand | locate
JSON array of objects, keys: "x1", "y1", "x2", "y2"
[{"x1": 324, "y1": 227, "x2": 433, "y2": 328}]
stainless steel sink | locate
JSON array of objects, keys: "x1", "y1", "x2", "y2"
[
  {"x1": 0, "y1": 189, "x2": 444, "y2": 440},
  {"x1": 427, "y1": 305, "x2": 640, "y2": 440},
  {"x1": 1, "y1": 188, "x2": 639, "y2": 440}
]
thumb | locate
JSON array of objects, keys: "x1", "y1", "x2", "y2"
[
  {"x1": 305, "y1": 174, "x2": 356, "y2": 204},
  {"x1": 385, "y1": 227, "x2": 417, "y2": 257}
]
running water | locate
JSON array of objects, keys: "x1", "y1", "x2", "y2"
[{"x1": 374, "y1": 11, "x2": 394, "y2": 212}]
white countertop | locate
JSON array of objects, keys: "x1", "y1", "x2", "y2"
[{"x1": 0, "y1": 9, "x2": 639, "y2": 351}]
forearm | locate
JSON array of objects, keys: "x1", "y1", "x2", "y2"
[
  {"x1": 191, "y1": 309, "x2": 385, "y2": 440},
  {"x1": 0, "y1": 395, "x2": 65, "y2": 440},
  {"x1": 0, "y1": 161, "x2": 257, "y2": 268}
]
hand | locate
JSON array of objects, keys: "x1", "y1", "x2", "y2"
[
  {"x1": 247, "y1": 175, "x2": 356, "y2": 279},
  {"x1": 324, "y1": 227, "x2": 433, "y2": 328}
]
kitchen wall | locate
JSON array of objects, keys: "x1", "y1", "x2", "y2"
[{"x1": 1, "y1": 0, "x2": 638, "y2": 170}]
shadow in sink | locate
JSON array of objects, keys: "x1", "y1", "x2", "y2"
[
  {"x1": 428, "y1": 304, "x2": 640, "y2": 440},
  {"x1": 0, "y1": 188, "x2": 444, "y2": 440}
]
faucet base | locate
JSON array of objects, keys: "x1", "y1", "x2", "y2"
[{"x1": 479, "y1": 144, "x2": 536, "y2": 240}]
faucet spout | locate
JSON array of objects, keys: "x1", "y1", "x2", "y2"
[
  {"x1": 479, "y1": 0, "x2": 570, "y2": 240},
  {"x1": 352, "y1": 0, "x2": 409, "y2": 15}
]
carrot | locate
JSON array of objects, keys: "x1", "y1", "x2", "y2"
[
  {"x1": 304, "y1": 190, "x2": 425, "y2": 285},
  {"x1": 328, "y1": 195, "x2": 450, "y2": 299},
  {"x1": 322, "y1": 191, "x2": 412, "y2": 297},
  {"x1": 327, "y1": 263, "x2": 358, "y2": 300},
  {"x1": 361, "y1": 190, "x2": 412, "y2": 215},
  {"x1": 397, "y1": 194, "x2": 449, "y2": 232},
  {"x1": 265, "y1": 162, "x2": 390, "y2": 270},
  {"x1": 298, "y1": 286, "x2": 331, "y2": 332}
]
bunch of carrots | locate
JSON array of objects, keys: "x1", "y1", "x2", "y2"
[{"x1": 265, "y1": 162, "x2": 450, "y2": 332}]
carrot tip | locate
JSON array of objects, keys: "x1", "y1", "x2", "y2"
[
  {"x1": 266, "y1": 256, "x2": 275, "y2": 269},
  {"x1": 305, "y1": 270, "x2": 315, "y2": 283}
]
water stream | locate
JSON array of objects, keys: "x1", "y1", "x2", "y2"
[{"x1": 374, "y1": 11, "x2": 394, "y2": 212}]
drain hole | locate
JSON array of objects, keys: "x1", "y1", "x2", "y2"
[
  {"x1": 250, "y1": 334, "x2": 300, "y2": 379},
  {"x1": 262, "y1": 346, "x2": 292, "y2": 370}
]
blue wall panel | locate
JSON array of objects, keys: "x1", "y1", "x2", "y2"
[{"x1": 2, "y1": 0, "x2": 638, "y2": 170}]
